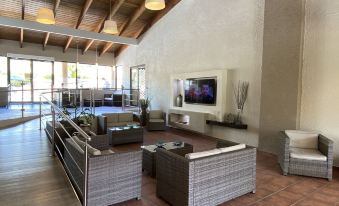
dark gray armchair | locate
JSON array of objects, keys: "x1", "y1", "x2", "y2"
[
  {"x1": 278, "y1": 130, "x2": 333, "y2": 180},
  {"x1": 147, "y1": 110, "x2": 166, "y2": 131}
]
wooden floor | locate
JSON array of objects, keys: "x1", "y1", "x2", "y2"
[
  {"x1": 1, "y1": 119, "x2": 339, "y2": 206},
  {"x1": 0, "y1": 119, "x2": 81, "y2": 206}
]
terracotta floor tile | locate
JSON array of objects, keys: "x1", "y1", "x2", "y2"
[{"x1": 110, "y1": 128, "x2": 339, "y2": 206}]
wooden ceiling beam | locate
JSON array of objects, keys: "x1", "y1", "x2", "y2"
[
  {"x1": 64, "y1": 0, "x2": 94, "y2": 53},
  {"x1": 43, "y1": 0, "x2": 60, "y2": 50},
  {"x1": 20, "y1": 0, "x2": 25, "y2": 48},
  {"x1": 83, "y1": 0, "x2": 125, "y2": 54},
  {"x1": 99, "y1": 1, "x2": 146, "y2": 56}
]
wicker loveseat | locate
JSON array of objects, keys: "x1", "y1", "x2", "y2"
[
  {"x1": 156, "y1": 140, "x2": 256, "y2": 206},
  {"x1": 64, "y1": 136, "x2": 142, "y2": 206},
  {"x1": 98, "y1": 112, "x2": 139, "y2": 134},
  {"x1": 278, "y1": 130, "x2": 333, "y2": 180}
]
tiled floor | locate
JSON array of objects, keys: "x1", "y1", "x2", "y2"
[
  {"x1": 1, "y1": 119, "x2": 338, "y2": 206},
  {"x1": 114, "y1": 130, "x2": 339, "y2": 206}
]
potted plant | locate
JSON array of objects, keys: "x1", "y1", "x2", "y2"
[
  {"x1": 74, "y1": 108, "x2": 95, "y2": 133},
  {"x1": 139, "y1": 98, "x2": 150, "y2": 126}
]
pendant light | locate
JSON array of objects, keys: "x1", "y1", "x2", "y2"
[
  {"x1": 36, "y1": 1, "x2": 55, "y2": 25},
  {"x1": 145, "y1": 0, "x2": 166, "y2": 10},
  {"x1": 103, "y1": 0, "x2": 118, "y2": 34}
]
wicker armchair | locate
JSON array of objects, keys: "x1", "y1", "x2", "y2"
[
  {"x1": 64, "y1": 137, "x2": 142, "y2": 206},
  {"x1": 147, "y1": 110, "x2": 166, "y2": 131},
  {"x1": 156, "y1": 140, "x2": 256, "y2": 206},
  {"x1": 278, "y1": 130, "x2": 333, "y2": 180}
]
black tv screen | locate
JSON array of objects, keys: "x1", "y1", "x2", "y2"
[{"x1": 184, "y1": 77, "x2": 217, "y2": 105}]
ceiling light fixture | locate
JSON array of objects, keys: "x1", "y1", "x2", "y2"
[
  {"x1": 36, "y1": 0, "x2": 55, "y2": 25},
  {"x1": 145, "y1": 0, "x2": 166, "y2": 10},
  {"x1": 103, "y1": 0, "x2": 118, "y2": 35}
]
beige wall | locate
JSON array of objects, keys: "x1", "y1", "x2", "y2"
[
  {"x1": 258, "y1": 0, "x2": 304, "y2": 153},
  {"x1": 116, "y1": 0, "x2": 265, "y2": 147},
  {"x1": 0, "y1": 39, "x2": 115, "y2": 66},
  {"x1": 300, "y1": 0, "x2": 339, "y2": 166}
]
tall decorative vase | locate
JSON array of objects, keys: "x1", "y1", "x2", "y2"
[
  {"x1": 235, "y1": 109, "x2": 242, "y2": 125},
  {"x1": 141, "y1": 108, "x2": 147, "y2": 126},
  {"x1": 176, "y1": 94, "x2": 183, "y2": 107}
]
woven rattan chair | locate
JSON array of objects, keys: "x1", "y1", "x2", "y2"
[
  {"x1": 156, "y1": 140, "x2": 256, "y2": 206},
  {"x1": 278, "y1": 130, "x2": 333, "y2": 180},
  {"x1": 146, "y1": 110, "x2": 166, "y2": 131}
]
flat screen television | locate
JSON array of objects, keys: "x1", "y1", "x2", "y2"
[{"x1": 184, "y1": 77, "x2": 217, "y2": 105}]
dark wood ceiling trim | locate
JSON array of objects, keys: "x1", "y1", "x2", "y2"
[
  {"x1": 83, "y1": 0, "x2": 126, "y2": 54},
  {"x1": 100, "y1": 1, "x2": 146, "y2": 56},
  {"x1": 64, "y1": 0, "x2": 94, "y2": 53},
  {"x1": 43, "y1": 0, "x2": 60, "y2": 50},
  {"x1": 20, "y1": 0, "x2": 25, "y2": 48}
]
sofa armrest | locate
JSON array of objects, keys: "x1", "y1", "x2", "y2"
[
  {"x1": 278, "y1": 131, "x2": 290, "y2": 175},
  {"x1": 88, "y1": 133, "x2": 110, "y2": 151},
  {"x1": 97, "y1": 115, "x2": 107, "y2": 134},
  {"x1": 156, "y1": 149, "x2": 189, "y2": 206},
  {"x1": 319, "y1": 135, "x2": 334, "y2": 164}
]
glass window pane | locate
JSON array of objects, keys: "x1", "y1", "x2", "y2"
[
  {"x1": 0, "y1": 57, "x2": 8, "y2": 87},
  {"x1": 98, "y1": 65, "x2": 113, "y2": 88},
  {"x1": 67, "y1": 63, "x2": 77, "y2": 89},
  {"x1": 116, "y1": 65, "x2": 123, "y2": 89},
  {"x1": 10, "y1": 59, "x2": 32, "y2": 102},
  {"x1": 33, "y1": 61, "x2": 52, "y2": 101},
  {"x1": 77, "y1": 63, "x2": 97, "y2": 88}
]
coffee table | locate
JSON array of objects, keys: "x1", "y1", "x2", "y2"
[
  {"x1": 141, "y1": 142, "x2": 193, "y2": 177},
  {"x1": 107, "y1": 125, "x2": 143, "y2": 146}
]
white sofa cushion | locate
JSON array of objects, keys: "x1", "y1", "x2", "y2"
[
  {"x1": 219, "y1": 144, "x2": 246, "y2": 153},
  {"x1": 149, "y1": 110, "x2": 163, "y2": 119},
  {"x1": 103, "y1": 113, "x2": 118, "y2": 123},
  {"x1": 72, "y1": 136, "x2": 101, "y2": 156},
  {"x1": 185, "y1": 149, "x2": 221, "y2": 160},
  {"x1": 290, "y1": 147, "x2": 327, "y2": 161},
  {"x1": 118, "y1": 113, "x2": 133, "y2": 122},
  {"x1": 149, "y1": 118, "x2": 165, "y2": 123},
  {"x1": 285, "y1": 130, "x2": 319, "y2": 149}
]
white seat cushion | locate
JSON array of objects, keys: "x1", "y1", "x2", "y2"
[
  {"x1": 219, "y1": 144, "x2": 246, "y2": 153},
  {"x1": 285, "y1": 130, "x2": 319, "y2": 149},
  {"x1": 149, "y1": 118, "x2": 165, "y2": 123},
  {"x1": 185, "y1": 149, "x2": 221, "y2": 159},
  {"x1": 290, "y1": 147, "x2": 327, "y2": 161}
]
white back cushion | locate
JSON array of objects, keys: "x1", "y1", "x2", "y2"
[
  {"x1": 285, "y1": 130, "x2": 319, "y2": 149},
  {"x1": 72, "y1": 136, "x2": 101, "y2": 156},
  {"x1": 219, "y1": 144, "x2": 246, "y2": 153},
  {"x1": 185, "y1": 149, "x2": 221, "y2": 160}
]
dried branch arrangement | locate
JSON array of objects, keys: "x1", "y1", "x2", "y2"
[{"x1": 234, "y1": 81, "x2": 249, "y2": 112}]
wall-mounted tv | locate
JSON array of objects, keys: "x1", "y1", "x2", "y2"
[{"x1": 184, "y1": 77, "x2": 217, "y2": 105}]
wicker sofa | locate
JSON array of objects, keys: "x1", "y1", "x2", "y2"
[
  {"x1": 98, "y1": 112, "x2": 139, "y2": 134},
  {"x1": 278, "y1": 130, "x2": 333, "y2": 180},
  {"x1": 156, "y1": 140, "x2": 256, "y2": 206},
  {"x1": 64, "y1": 136, "x2": 142, "y2": 206},
  {"x1": 147, "y1": 110, "x2": 166, "y2": 131}
]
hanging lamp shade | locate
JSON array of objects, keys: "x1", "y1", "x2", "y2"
[
  {"x1": 36, "y1": 8, "x2": 55, "y2": 25},
  {"x1": 103, "y1": 20, "x2": 118, "y2": 35},
  {"x1": 145, "y1": 0, "x2": 165, "y2": 10}
]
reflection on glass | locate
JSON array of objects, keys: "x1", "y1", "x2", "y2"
[{"x1": 98, "y1": 65, "x2": 113, "y2": 89}]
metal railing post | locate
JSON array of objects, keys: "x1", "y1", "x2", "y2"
[
  {"x1": 84, "y1": 137, "x2": 89, "y2": 206},
  {"x1": 121, "y1": 86, "x2": 125, "y2": 111},
  {"x1": 39, "y1": 96, "x2": 42, "y2": 130},
  {"x1": 51, "y1": 108, "x2": 56, "y2": 157},
  {"x1": 21, "y1": 81, "x2": 24, "y2": 118}
]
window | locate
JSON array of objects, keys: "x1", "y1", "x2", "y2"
[
  {"x1": 33, "y1": 61, "x2": 52, "y2": 101},
  {"x1": 9, "y1": 59, "x2": 32, "y2": 102},
  {"x1": 0, "y1": 57, "x2": 7, "y2": 87},
  {"x1": 77, "y1": 63, "x2": 97, "y2": 88},
  {"x1": 116, "y1": 65, "x2": 123, "y2": 89},
  {"x1": 54, "y1": 62, "x2": 64, "y2": 89},
  {"x1": 98, "y1": 65, "x2": 114, "y2": 89},
  {"x1": 67, "y1": 63, "x2": 77, "y2": 89}
]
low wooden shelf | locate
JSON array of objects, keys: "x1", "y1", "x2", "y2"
[{"x1": 206, "y1": 120, "x2": 248, "y2": 129}]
